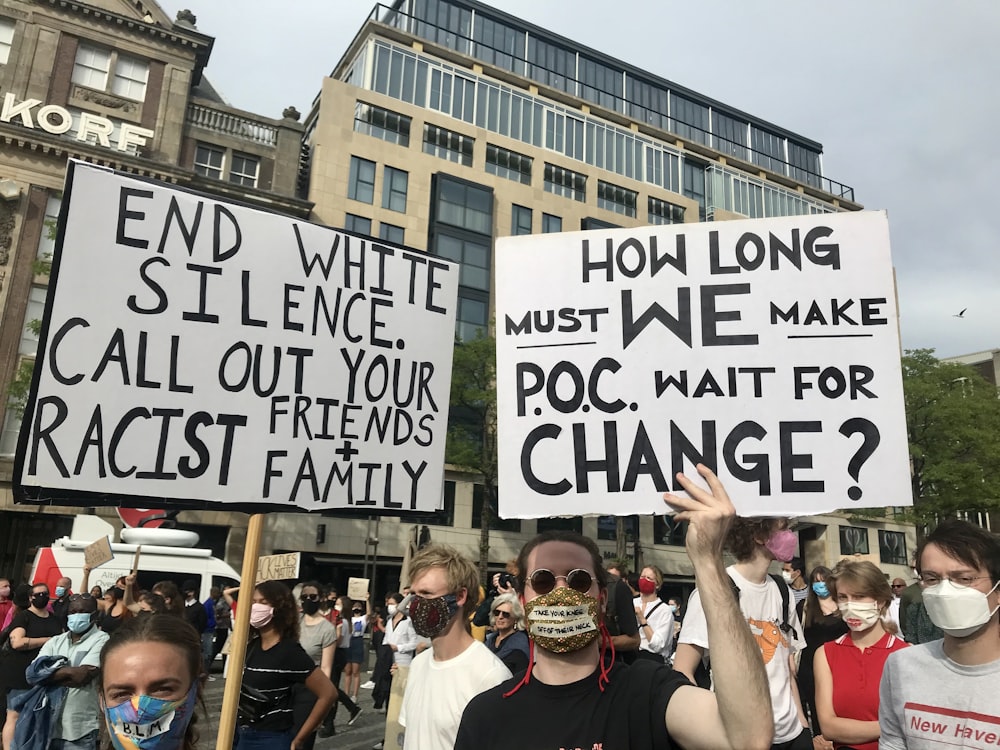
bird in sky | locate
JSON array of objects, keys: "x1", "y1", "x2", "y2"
[{"x1": 953, "y1": 308, "x2": 967, "y2": 318}]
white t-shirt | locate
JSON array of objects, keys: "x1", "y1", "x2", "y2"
[
  {"x1": 400, "y1": 639, "x2": 511, "y2": 750},
  {"x1": 384, "y1": 615, "x2": 427, "y2": 667},
  {"x1": 678, "y1": 565, "x2": 805, "y2": 744},
  {"x1": 633, "y1": 595, "x2": 675, "y2": 658}
]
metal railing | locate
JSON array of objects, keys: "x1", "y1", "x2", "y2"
[
  {"x1": 366, "y1": 3, "x2": 854, "y2": 202},
  {"x1": 186, "y1": 103, "x2": 278, "y2": 147}
]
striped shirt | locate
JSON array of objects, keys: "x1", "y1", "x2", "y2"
[{"x1": 242, "y1": 639, "x2": 316, "y2": 731}]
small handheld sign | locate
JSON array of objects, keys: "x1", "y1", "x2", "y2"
[{"x1": 83, "y1": 536, "x2": 113, "y2": 568}]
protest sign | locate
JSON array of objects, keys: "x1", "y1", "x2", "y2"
[
  {"x1": 256, "y1": 552, "x2": 300, "y2": 583},
  {"x1": 347, "y1": 576, "x2": 370, "y2": 600},
  {"x1": 14, "y1": 161, "x2": 458, "y2": 513},
  {"x1": 84, "y1": 536, "x2": 114, "y2": 568},
  {"x1": 495, "y1": 211, "x2": 911, "y2": 518}
]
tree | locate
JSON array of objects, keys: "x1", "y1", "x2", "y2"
[
  {"x1": 445, "y1": 331, "x2": 498, "y2": 583},
  {"x1": 903, "y1": 348, "x2": 1000, "y2": 524},
  {"x1": 7, "y1": 253, "x2": 52, "y2": 417}
]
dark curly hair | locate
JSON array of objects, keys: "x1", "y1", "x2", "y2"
[
  {"x1": 254, "y1": 580, "x2": 299, "y2": 642},
  {"x1": 725, "y1": 517, "x2": 786, "y2": 562}
]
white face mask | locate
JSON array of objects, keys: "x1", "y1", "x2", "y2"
[
  {"x1": 781, "y1": 570, "x2": 794, "y2": 584},
  {"x1": 387, "y1": 604, "x2": 398, "y2": 616},
  {"x1": 922, "y1": 579, "x2": 1000, "y2": 638},
  {"x1": 838, "y1": 601, "x2": 882, "y2": 631}
]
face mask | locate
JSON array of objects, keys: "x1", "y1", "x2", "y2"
[
  {"x1": 104, "y1": 682, "x2": 198, "y2": 750},
  {"x1": 669, "y1": 604, "x2": 678, "y2": 614},
  {"x1": 67, "y1": 612, "x2": 94, "y2": 634},
  {"x1": 812, "y1": 582, "x2": 830, "y2": 598},
  {"x1": 301, "y1": 600, "x2": 321, "y2": 616},
  {"x1": 31, "y1": 593, "x2": 49, "y2": 609},
  {"x1": 781, "y1": 571, "x2": 794, "y2": 584},
  {"x1": 409, "y1": 594, "x2": 459, "y2": 638},
  {"x1": 55, "y1": 587, "x2": 67, "y2": 598},
  {"x1": 637, "y1": 577, "x2": 657, "y2": 595},
  {"x1": 387, "y1": 604, "x2": 398, "y2": 617},
  {"x1": 838, "y1": 601, "x2": 882, "y2": 631},
  {"x1": 334, "y1": 604, "x2": 343, "y2": 613},
  {"x1": 922, "y1": 579, "x2": 1000, "y2": 638},
  {"x1": 764, "y1": 529, "x2": 797, "y2": 563},
  {"x1": 249, "y1": 603, "x2": 274, "y2": 629},
  {"x1": 0, "y1": 587, "x2": 10, "y2": 598},
  {"x1": 524, "y1": 586, "x2": 600, "y2": 653}
]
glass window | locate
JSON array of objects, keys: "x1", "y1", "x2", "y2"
[
  {"x1": 472, "y1": 15, "x2": 523, "y2": 74},
  {"x1": 653, "y1": 516, "x2": 687, "y2": 546},
  {"x1": 878, "y1": 530, "x2": 908, "y2": 566},
  {"x1": 472, "y1": 485, "x2": 522, "y2": 532},
  {"x1": 751, "y1": 125, "x2": 786, "y2": 174},
  {"x1": 0, "y1": 17, "x2": 15, "y2": 65},
  {"x1": 712, "y1": 111, "x2": 748, "y2": 160},
  {"x1": 542, "y1": 214, "x2": 561, "y2": 233},
  {"x1": 423, "y1": 123, "x2": 474, "y2": 166},
  {"x1": 382, "y1": 166, "x2": 408, "y2": 212},
  {"x1": 435, "y1": 234, "x2": 489, "y2": 290},
  {"x1": 0, "y1": 405, "x2": 22, "y2": 457},
  {"x1": 597, "y1": 515, "x2": 638, "y2": 542},
  {"x1": 648, "y1": 196, "x2": 684, "y2": 225},
  {"x1": 37, "y1": 194, "x2": 61, "y2": 261},
  {"x1": 379, "y1": 223, "x2": 404, "y2": 244},
  {"x1": 526, "y1": 35, "x2": 575, "y2": 94},
  {"x1": 511, "y1": 204, "x2": 531, "y2": 236},
  {"x1": 485, "y1": 143, "x2": 531, "y2": 184},
  {"x1": 72, "y1": 44, "x2": 110, "y2": 90},
  {"x1": 348, "y1": 156, "x2": 376, "y2": 203},
  {"x1": 354, "y1": 102, "x2": 411, "y2": 147},
  {"x1": 839, "y1": 526, "x2": 870, "y2": 556},
  {"x1": 344, "y1": 213, "x2": 372, "y2": 235},
  {"x1": 597, "y1": 180, "x2": 637, "y2": 217},
  {"x1": 19, "y1": 285, "x2": 47, "y2": 355},
  {"x1": 111, "y1": 54, "x2": 148, "y2": 101},
  {"x1": 536, "y1": 517, "x2": 583, "y2": 534},
  {"x1": 682, "y1": 160, "x2": 706, "y2": 221},
  {"x1": 194, "y1": 143, "x2": 224, "y2": 179},
  {"x1": 544, "y1": 163, "x2": 585, "y2": 202},
  {"x1": 456, "y1": 293, "x2": 488, "y2": 341},
  {"x1": 436, "y1": 178, "x2": 492, "y2": 235},
  {"x1": 229, "y1": 152, "x2": 259, "y2": 187},
  {"x1": 669, "y1": 92, "x2": 709, "y2": 145}
]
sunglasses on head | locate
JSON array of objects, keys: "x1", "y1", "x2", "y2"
[
  {"x1": 68, "y1": 593, "x2": 94, "y2": 602},
  {"x1": 492, "y1": 609, "x2": 512, "y2": 618},
  {"x1": 528, "y1": 568, "x2": 593, "y2": 596}
]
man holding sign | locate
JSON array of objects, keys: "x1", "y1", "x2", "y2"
[{"x1": 455, "y1": 466, "x2": 773, "y2": 750}]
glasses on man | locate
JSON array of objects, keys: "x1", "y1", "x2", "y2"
[
  {"x1": 919, "y1": 573, "x2": 991, "y2": 588},
  {"x1": 528, "y1": 568, "x2": 593, "y2": 596},
  {"x1": 68, "y1": 593, "x2": 94, "y2": 602},
  {"x1": 300, "y1": 594, "x2": 320, "y2": 602},
  {"x1": 492, "y1": 609, "x2": 512, "y2": 618},
  {"x1": 890, "y1": 584, "x2": 906, "y2": 589}
]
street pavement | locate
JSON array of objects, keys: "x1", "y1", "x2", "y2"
[{"x1": 200, "y1": 670, "x2": 388, "y2": 750}]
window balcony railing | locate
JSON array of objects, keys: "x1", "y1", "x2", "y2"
[{"x1": 186, "y1": 103, "x2": 278, "y2": 147}]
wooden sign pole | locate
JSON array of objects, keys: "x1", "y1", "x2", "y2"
[{"x1": 215, "y1": 513, "x2": 265, "y2": 750}]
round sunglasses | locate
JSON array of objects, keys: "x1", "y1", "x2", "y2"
[{"x1": 528, "y1": 568, "x2": 593, "y2": 595}]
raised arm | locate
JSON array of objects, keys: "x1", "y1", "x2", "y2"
[{"x1": 662, "y1": 465, "x2": 772, "y2": 750}]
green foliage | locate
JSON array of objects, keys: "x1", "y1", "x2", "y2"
[
  {"x1": 902, "y1": 348, "x2": 1000, "y2": 523},
  {"x1": 7, "y1": 358, "x2": 36, "y2": 417}
]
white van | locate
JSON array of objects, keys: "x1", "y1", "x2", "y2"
[{"x1": 30, "y1": 515, "x2": 239, "y2": 602}]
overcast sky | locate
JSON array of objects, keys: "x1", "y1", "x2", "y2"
[{"x1": 159, "y1": 0, "x2": 999, "y2": 359}]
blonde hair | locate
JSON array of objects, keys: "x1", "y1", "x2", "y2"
[
  {"x1": 641, "y1": 565, "x2": 663, "y2": 587},
  {"x1": 407, "y1": 544, "x2": 480, "y2": 619},
  {"x1": 828, "y1": 559, "x2": 898, "y2": 634}
]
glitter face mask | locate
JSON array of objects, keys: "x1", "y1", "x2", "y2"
[
  {"x1": 408, "y1": 593, "x2": 459, "y2": 638},
  {"x1": 524, "y1": 586, "x2": 600, "y2": 653},
  {"x1": 104, "y1": 683, "x2": 198, "y2": 750}
]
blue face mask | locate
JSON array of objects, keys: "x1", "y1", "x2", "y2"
[
  {"x1": 67, "y1": 613, "x2": 94, "y2": 634},
  {"x1": 55, "y1": 587, "x2": 67, "y2": 598},
  {"x1": 104, "y1": 683, "x2": 198, "y2": 750},
  {"x1": 812, "y1": 581, "x2": 830, "y2": 598}
]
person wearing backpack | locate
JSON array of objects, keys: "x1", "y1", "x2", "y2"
[{"x1": 674, "y1": 517, "x2": 810, "y2": 750}]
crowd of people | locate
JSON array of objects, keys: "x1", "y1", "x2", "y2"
[{"x1": 0, "y1": 466, "x2": 997, "y2": 750}]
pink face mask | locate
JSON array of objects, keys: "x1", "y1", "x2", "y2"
[{"x1": 765, "y1": 529, "x2": 797, "y2": 563}]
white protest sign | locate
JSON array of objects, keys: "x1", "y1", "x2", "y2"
[
  {"x1": 256, "y1": 552, "x2": 300, "y2": 583},
  {"x1": 495, "y1": 211, "x2": 911, "y2": 518},
  {"x1": 16, "y1": 162, "x2": 458, "y2": 512},
  {"x1": 347, "y1": 576, "x2": 370, "y2": 600}
]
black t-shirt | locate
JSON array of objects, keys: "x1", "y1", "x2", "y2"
[
  {"x1": 455, "y1": 659, "x2": 690, "y2": 750},
  {"x1": 183, "y1": 600, "x2": 208, "y2": 633},
  {"x1": 608, "y1": 577, "x2": 640, "y2": 665},
  {"x1": 0, "y1": 610, "x2": 64, "y2": 689},
  {"x1": 242, "y1": 639, "x2": 316, "y2": 731}
]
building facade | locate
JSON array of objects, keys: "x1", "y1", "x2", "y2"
[
  {"x1": 0, "y1": 0, "x2": 308, "y2": 578},
  {"x1": 0, "y1": 0, "x2": 917, "y2": 596}
]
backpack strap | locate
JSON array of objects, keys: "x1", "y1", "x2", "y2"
[{"x1": 767, "y1": 573, "x2": 798, "y2": 640}]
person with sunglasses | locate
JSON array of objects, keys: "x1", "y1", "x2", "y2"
[
  {"x1": 291, "y1": 582, "x2": 336, "y2": 750},
  {"x1": 399, "y1": 544, "x2": 511, "y2": 750},
  {"x1": 19, "y1": 593, "x2": 108, "y2": 750},
  {"x1": 879, "y1": 519, "x2": 1000, "y2": 750},
  {"x1": 885, "y1": 577, "x2": 906, "y2": 638},
  {"x1": 455, "y1": 465, "x2": 773, "y2": 750},
  {"x1": 485, "y1": 593, "x2": 529, "y2": 675}
]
